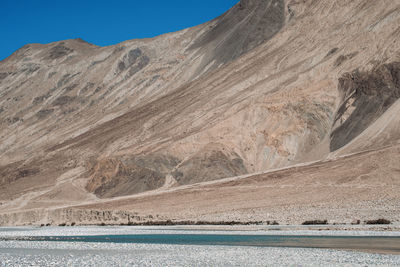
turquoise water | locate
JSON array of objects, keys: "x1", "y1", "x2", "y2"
[{"x1": 13, "y1": 234, "x2": 400, "y2": 253}]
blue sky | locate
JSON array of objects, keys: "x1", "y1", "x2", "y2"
[{"x1": 1, "y1": 0, "x2": 238, "y2": 61}]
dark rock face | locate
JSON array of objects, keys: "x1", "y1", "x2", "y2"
[
  {"x1": 57, "y1": 73, "x2": 80, "y2": 88},
  {"x1": 330, "y1": 62, "x2": 400, "y2": 151},
  {"x1": 48, "y1": 44, "x2": 73, "y2": 60},
  {"x1": 93, "y1": 164, "x2": 165, "y2": 198},
  {"x1": 334, "y1": 52, "x2": 359, "y2": 67},
  {"x1": 64, "y1": 84, "x2": 78, "y2": 92},
  {"x1": 16, "y1": 169, "x2": 40, "y2": 179},
  {"x1": 36, "y1": 109, "x2": 54, "y2": 119},
  {"x1": 20, "y1": 63, "x2": 40, "y2": 75},
  {"x1": 33, "y1": 93, "x2": 51, "y2": 105},
  {"x1": 190, "y1": 0, "x2": 285, "y2": 73},
  {"x1": 117, "y1": 48, "x2": 150, "y2": 78},
  {"x1": 53, "y1": 95, "x2": 76, "y2": 106},
  {"x1": 80, "y1": 82, "x2": 95, "y2": 94},
  {"x1": 87, "y1": 154, "x2": 180, "y2": 198},
  {"x1": 127, "y1": 55, "x2": 150, "y2": 78},
  {"x1": 6, "y1": 117, "x2": 23, "y2": 125},
  {"x1": 118, "y1": 49, "x2": 142, "y2": 71},
  {"x1": 172, "y1": 148, "x2": 248, "y2": 185}
]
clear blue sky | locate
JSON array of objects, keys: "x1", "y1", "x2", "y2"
[{"x1": 1, "y1": 0, "x2": 238, "y2": 61}]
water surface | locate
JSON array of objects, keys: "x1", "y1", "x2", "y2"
[{"x1": 11, "y1": 234, "x2": 400, "y2": 254}]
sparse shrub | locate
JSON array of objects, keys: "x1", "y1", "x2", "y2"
[
  {"x1": 271, "y1": 220, "x2": 279, "y2": 225},
  {"x1": 117, "y1": 220, "x2": 269, "y2": 226},
  {"x1": 58, "y1": 223, "x2": 66, "y2": 227},
  {"x1": 365, "y1": 218, "x2": 391, "y2": 225},
  {"x1": 302, "y1": 220, "x2": 328, "y2": 225},
  {"x1": 71, "y1": 222, "x2": 76, "y2": 226}
]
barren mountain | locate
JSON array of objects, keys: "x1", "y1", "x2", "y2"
[{"x1": 0, "y1": 0, "x2": 399, "y2": 226}]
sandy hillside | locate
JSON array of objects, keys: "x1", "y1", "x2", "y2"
[{"x1": 0, "y1": 0, "x2": 399, "y2": 226}]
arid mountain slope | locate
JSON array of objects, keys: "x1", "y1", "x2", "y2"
[
  {"x1": 0, "y1": 0, "x2": 399, "y2": 225},
  {"x1": 1, "y1": 144, "x2": 399, "y2": 225}
]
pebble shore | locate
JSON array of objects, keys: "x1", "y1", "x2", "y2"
[
  {"x1": 1, "y1": 240, "x2": 400, "y2": 267},
  {"x1": 1, "y1": 226, "x2": 399, "y2": 266}
]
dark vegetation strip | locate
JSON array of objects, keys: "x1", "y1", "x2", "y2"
[{"x1": 40, "y1": 218, "x2": 392, "y2": 227}]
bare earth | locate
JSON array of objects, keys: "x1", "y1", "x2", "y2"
[{"x1": 0, "y1": 0, "x2": 400, "y2": 226}]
